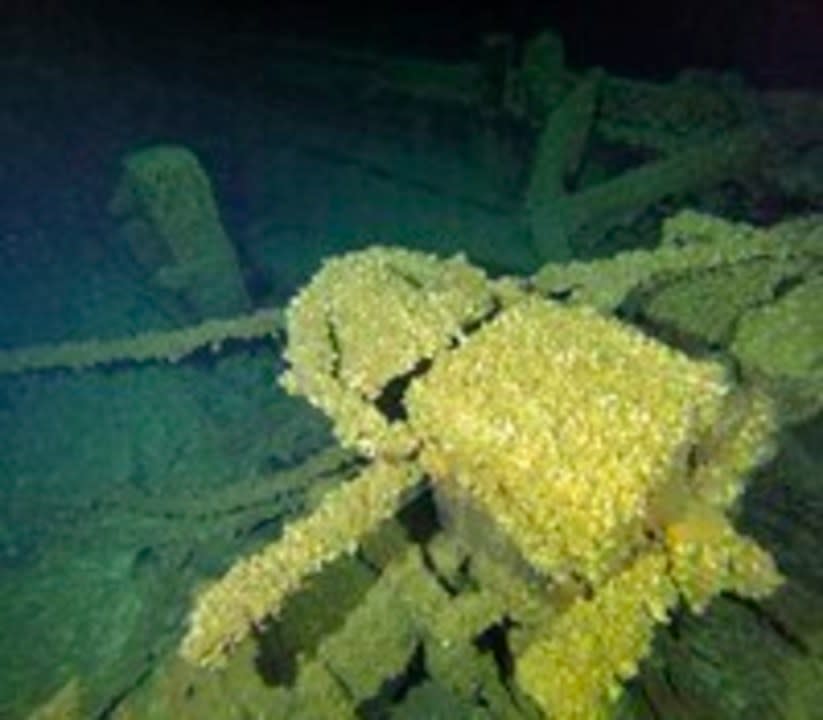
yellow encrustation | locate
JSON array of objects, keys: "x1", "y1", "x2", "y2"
[
  {"x1": 0, "y1": 308, "x2": 283, "y2": 375},
  {"x1": 180, "y1": 460, "x2": 423, "y2": 668},
  {"x1": 180, "y1": 246, "x2": 782, "y2": 719},
  {"x1": 406, "y1": 295, "x2": 733, "y2": 585},
  {"x1": 281, "y1": 246, "x2": 497, "y2": 457},
  {"x1": 516, "y1": 551, "x2": 678, "y2": 720}
]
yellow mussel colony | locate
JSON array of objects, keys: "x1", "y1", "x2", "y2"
[{"x1": 180, "y1": 244, "x2": 786, "y2": 719}]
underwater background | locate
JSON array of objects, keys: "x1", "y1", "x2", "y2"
[{"x1": 0, "y1": 1, "x2": 821, "y2": 718}]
